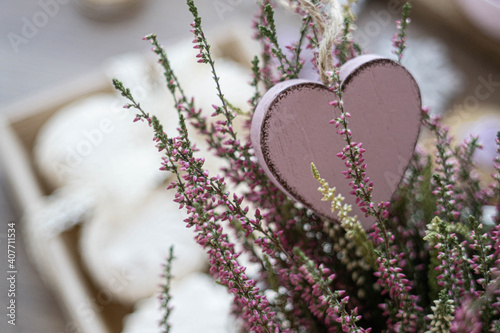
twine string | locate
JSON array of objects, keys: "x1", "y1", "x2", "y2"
[{"x1": 279, "y1": 0, "x2": 343, "y2": 85}]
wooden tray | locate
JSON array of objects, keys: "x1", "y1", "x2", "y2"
[
  {"x1": 0, "y1": 69, "x2": 114, "y2": 333},
  {"x1": 0, "y1": 23, "x2": 256, "y2": 333}
]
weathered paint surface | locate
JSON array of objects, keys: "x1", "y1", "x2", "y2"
[{"x1": 251, "y1": 55, "x2": 422, "y2": 230}]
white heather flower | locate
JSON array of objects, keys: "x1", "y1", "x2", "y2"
[{"x1": 428, "y1": 299, "x2": 455, "y2": 333}]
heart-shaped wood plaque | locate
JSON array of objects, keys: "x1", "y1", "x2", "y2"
[{"x1": 251, "y1": 55, "x2": 422, "y2": 229}]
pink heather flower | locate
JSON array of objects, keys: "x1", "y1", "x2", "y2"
[{"x1": 119, "y1": 5, "x2": 500, "y2": 332}]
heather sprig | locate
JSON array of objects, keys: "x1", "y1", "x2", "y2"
[
  {"x1": 392, "y1": 2, "x2": 411, "y2": 63},
  {"x1": 258, "y1": 3, "x2": 307, "y2": 81},
  {"x1": 159, "y1": 246, "x2": 175, "y2": 333},
  {"x1": 422, "y1": 109, "x2": 462, "y2": 222},
  {"x1": 468, "y1": 216, "x2": 494, "y2": 290},
  {"x1": 293, "y1": 247, "x2": 370, "y2": 333},
  {"x1": 142, "y1": 34, "x2": 184, "y2": 99},
  {"x1": 250, "y1": 56, "x2": 262, "y2": 111},
  {"x1": 187, "y1": 0, "x2": 235, "y2": 128},
  {"x1": 187, "y1": 0, "x2": 209, "y2": 64},
  {"x1": 114, "y1": 77, "x2": 284, "y2": 332},
  {"x1": 424, "y1": 217, "x2": 470, "y2": 304},
  {"x1": 334, "y1": 0, "x2": 362, "y2": 65},
  {"x1": 373, "y1": 248, "x2": 422, "y2": 332},
  {"x1": 290, "y1": 10, "x2": 311, "y2": 77},
  {"x1": 427, "y1": 291, "x2": 455, "y2": 333},
  {"x1": 252, "y1": 0, "x2": 274, "y2": 87},
  {"x1": 258, "y1": 4, "x2": 292, "y2": 77},
  {"x1": 468, "y1": 216, "x2": 498, "y2": 328},
  {"x1": 432, "y1": 174, "x2": 462, "y2": 224},
  {"x1": 488, "y1": 228, "x2": 500, "y2": 327},
  {"x1": 492, "y1": 132, "x2": 500, "y2": 222},
  {"x1": 327, "y1": 68, "x2": 391, "y2": 250},
  {"x1": 389, "y1": 150, "x2": 435, "y2": 305},
  {"x1": 311, "y1": 162, "x2": 376, "y2": 267},
  {"x1": 143, "y1": 32, "x2": 238, "y2": 165},
  {"x1": 327, "y1": 68, "x2": 422, "y2": 331},
  {"x1": 454, "y1": 136, "x2": 485, "y2": 220},
  {"x1": 420, "y1": 120, "x2": 500, "y2": 329}
]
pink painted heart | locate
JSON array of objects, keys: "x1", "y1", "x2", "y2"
[{"x1": 251, "y1": 55, "x2": 422, "y2": 229}]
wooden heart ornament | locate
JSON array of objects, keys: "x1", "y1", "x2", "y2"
[{"x1": 251, "y1": 55, "x2": 422, "y2": 229}]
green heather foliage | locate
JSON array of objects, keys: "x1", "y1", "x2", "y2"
[{"x1": 113, "y1": 1, "x2": 500, "y2": 332}]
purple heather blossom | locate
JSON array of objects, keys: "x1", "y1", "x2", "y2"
[{"x1": 111, "y1": 1, "x2": 500, "y2": 332}]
